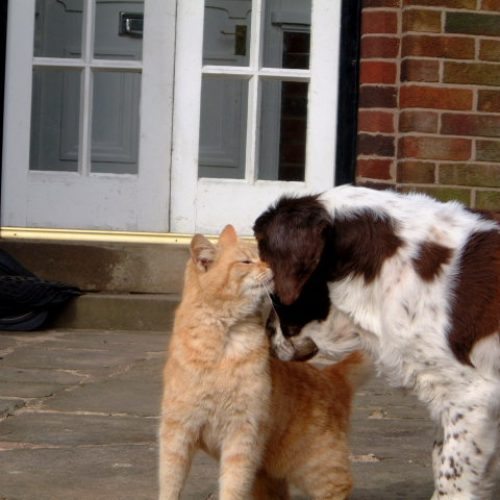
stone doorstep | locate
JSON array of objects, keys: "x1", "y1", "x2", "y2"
[
  {"x1": 50, "y1": 293, "x2": 180, "y2": 331},
  {"x1": 1, "y1": 239, "x2": 186, "y2": 331},
  {"x1": 1, "y1": 239, "x2": 191, "y2": 295}
]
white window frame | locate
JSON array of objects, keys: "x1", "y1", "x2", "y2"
[
  {"x1": 1, "y1": 0, "x2": 175, "y2": 231},
  {"x1": 171, "y1": 0, "x2": 341, "y2": 235}
]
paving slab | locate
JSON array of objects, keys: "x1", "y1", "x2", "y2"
[
  {"x1": 0, "y1": 328, "x2": 498, "y2": 500},
  {"x1": 44, "y1": 330, "x2": 169, "y2": 353},
  {"x1": 0, "y1": 367, "x2": 86, "y2": 385},
  {"x1": 42, "y1": 355, "x2": 164, "y2": 416},
  {"x1": 0, "y1": 413, "x2": 157, "y2": 447},
  {"x1": 1, "y1": 345, "x2": 149, "y2": 376},
  {"x1": 0, "y1": 399, "x2": 25, "y2": 419},
  {"x1": 0, "y1": 445, "x2": 159, "y2": 500}
]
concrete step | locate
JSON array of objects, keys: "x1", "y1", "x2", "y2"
[
  {"x1": 2, "y1": 239, "x2": 190, "y2": 295},
  {"x1": 51, "y1": 293, "x2": 180, "y2": 332},
  {"x1": 2, "y1": 239, "x2": 187, "y2": 331}
]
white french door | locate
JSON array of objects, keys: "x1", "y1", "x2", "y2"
[
  {"x1": 1, "y1": 0, "x2": 174, "y2": 231},
  {"x1": 171, "y1": 0, "x2": 341, "y2": 234},
  {"x1": 1, "y1": 0, "x2": 342, "y2": 236}
]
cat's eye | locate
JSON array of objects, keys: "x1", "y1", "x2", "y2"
[{"x1": 240, "y1": 260, "x2": 252, "y2": 264}]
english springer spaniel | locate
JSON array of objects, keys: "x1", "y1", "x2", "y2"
[{"x1": 254, "y1": 185, "x2": 500, "y2": 500}]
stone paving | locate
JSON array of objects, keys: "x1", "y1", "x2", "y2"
[{"x1": 0, "y1": 329, "x2": 498, "y2": 500}]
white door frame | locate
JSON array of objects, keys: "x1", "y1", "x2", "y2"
[
  {"x1": 171, "y1": 0, "x2": 341, "y2": 235},
  {"x1": 1, "y1": 0, "x2": 175, "y2": 232}
]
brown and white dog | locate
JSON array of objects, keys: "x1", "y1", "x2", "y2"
[{"x1": 254, "y1": 185, "x2": 500, "y2": 500}]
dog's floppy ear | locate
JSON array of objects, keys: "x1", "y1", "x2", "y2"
[
  {"x1": 254, "y1": 195, "x2": 332, "y2": 305},
  {"x1": 272, "y1": 222, "x2": 328, "y2": 305},
  {"x1": 190, "y1": 234, "x2": 216, "y2": 272}
]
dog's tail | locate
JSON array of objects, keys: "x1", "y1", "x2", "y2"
[{"x1": 322, "y1": 351, "x2": 374, "y2": 389}]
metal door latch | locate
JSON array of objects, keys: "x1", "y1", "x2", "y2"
[{"x1": 119, "y1": 12, "x2": 144, "y2": 38}]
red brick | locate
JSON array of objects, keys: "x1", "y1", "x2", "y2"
[
  {"x1": 446, "y1": 12, "x2": 500, "y2": 37},
  {"x1": 402, "y1": 35, "x2": 475, "y2": 60},
  {"x1": 363, "y1": 0, "x2": 401, "y2": 6},
  {"x1": 359, "y1": 86, "x2": 398, "y2": 108},
  {"x1": 402, "y1": 10, "x2": 442, "y2": 33},
  {"x1": 444, "y1": 62, "x2": 500, "y2": 86},
  {"x1": 358, "y1": 110, "x2": 395, "y2": 133},
  {"x1": 403, "y1": 0, "x2": 476, "y2": 8},
  {"x1": 360, "y1": 61, "x2": 397, "y2": 84},
  {"x1": 439, "y1": 163, "x2": 500, "y2": 188},
  {"x1": 357, "y1": 159, "x2": 394, "y2": 180},
  {"x1": 401, "y1": 59, "x2": 440, "y2": 82},
  {"x1": 399, "y1": 110, "x2": 438, "y2": 133},
  {"x1": 358, "y1": 133, "x2": 396, "y2": 156},
  {"x1": 398, "y1": 136, "x2": 471, "y2": 160},
  {"x1": 479, "y1": 39, "x2": 500, "y2": 62},
  {"x1": 476, "y1": 140, "x2": 500, "y2": 162},
  {"x1": 441, "y1": 114, "x2": 500, "y2": 138},
  {"x1": 397, "y1": 161, "x2": 436, "y2": 183},
  {"x1": 362, "y1": 11, "x2": 398, "y2": 34},
  {"x1": 478, "y1": 90, "x2": 500, "y2": 113},
  {"x1": 475, "y1": 191, "x2": 500, "y2": 212},
  {"x1": 482, "y1": 0, "x2": 500, "y2": 11},
  {"x1": 400, "y1": 86, "x2": 473, "y2": 110},
  {"x1": 361, "y1": 36, "x2": 400, "y2": 58}
]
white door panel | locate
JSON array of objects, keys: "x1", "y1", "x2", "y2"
[
  {"x1": 1, "y1": 0, "x2": 174, "y2": 231},
  {"x1": 2, "y1": 0, "x2": 341, "y2": 236},
  {"x1": 195, "y1": 179, "x2": 316, "y2": 234},
  {"x1": 26, "y1": 174, "x2": 139, "y2": 230},
  {"x1": 171, "y1": 0, "x2": 340, "y2": 235}
]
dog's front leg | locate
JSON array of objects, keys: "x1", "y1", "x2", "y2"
[{"x1": 432, "y1": 405, "x2": 498, "y2": 500}]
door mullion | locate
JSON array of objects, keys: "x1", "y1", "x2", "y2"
[
  {"x1": 79, "y1": 0, "x2": 96, "y2": 176},
  {"x1": 305, "y1": 0, "x2": 340, "y2": 188},
  {"x1": 245, "y1": 75, "x2": 260, "y2": 183},
  {"x1": 245, "y1": 0, "x2": 264, "y2": 183},
  {"x1": 249, "y1": 0, "x2": 264, "y2": 71}
]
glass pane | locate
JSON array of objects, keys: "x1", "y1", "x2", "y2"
[
  {"x1": 203, "y1": 0, "x2": 252, "y2": 67},
  {"x1": 259, "y1": 80, "x2": 308, "y2": 181},
  {"x1": 263, "y1": 0, "x2": 311, "y2": 69},
  {"x1": 95, "y1": 1, "x2": 144, "y2": 60},
  {"x1": 34, "y1": 0, "x2": 83, "y2": 58},
  {"x1": 198, "y1": 77, "x2": 248, "y2": 179},
  {"x1": 30, "y1": 68, "x2": 80, "y2": 172},
  {"x1": 91, "y1": 71, "x2": 141, "y2": 174}
]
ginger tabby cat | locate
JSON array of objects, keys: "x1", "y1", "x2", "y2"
[{"x1": 159, "y1": 225, "x2": 368, "y2": 500}]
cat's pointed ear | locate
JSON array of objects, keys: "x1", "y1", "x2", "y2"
[
  {"x1": 190, "y1": 234, "x2": 216, "y2": 272},
  {"x1": 219, "y1": 224, "x2": 238, "y2": 247}
]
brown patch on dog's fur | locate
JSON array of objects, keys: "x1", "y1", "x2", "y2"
[
  {"x1": 413, "y1": 241, "x2": 453, "y2": 282},
  {"x1": 449, "y1": 229, "x2": 500, "y2": 365},
  {"x1": 332, "y1": 210, "x2": 403, "y2": 283}
]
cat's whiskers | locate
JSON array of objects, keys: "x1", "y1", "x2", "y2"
[{"x1": 263, "y1": 285, "x2": 278, "y2": 315}]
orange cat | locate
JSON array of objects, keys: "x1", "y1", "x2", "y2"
[{"x1": 159, "y1": 225, "x2": 369, "y2": 500}]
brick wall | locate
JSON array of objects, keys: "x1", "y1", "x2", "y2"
[{"x1": 356, "y1": 0, "x2": 500, "y2": 212}]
